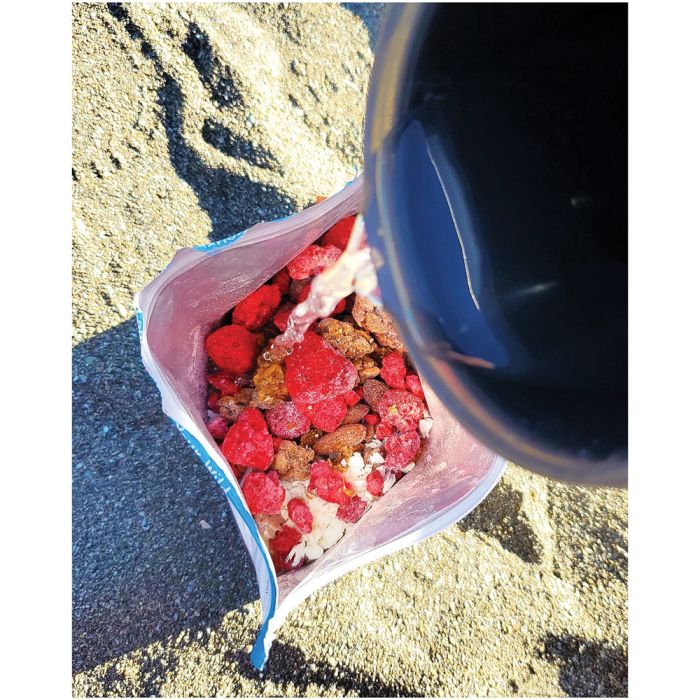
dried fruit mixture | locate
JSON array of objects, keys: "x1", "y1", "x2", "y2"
[{"x1": 204, "y1": 214, "x2": 434, "y2": 574}]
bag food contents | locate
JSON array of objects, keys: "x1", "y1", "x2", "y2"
[
  {"x1": 203, "y1": 215, "x2": 434, "y2": 574},
  {"x1": 136, "y1": 179, "x2": 505, "y2": 668}
]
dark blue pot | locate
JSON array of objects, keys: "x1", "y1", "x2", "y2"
[{"x1": 363, "y1": 3, "x2": 627, "y2": 486}]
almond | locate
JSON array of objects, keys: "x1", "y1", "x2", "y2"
[
  {"x1": 362, "y1": 378, "x2": 388, "y2": 410},
  {"x1": 313, "y1": 424, "x2": 367, "y2": 456},
  {"x1": 342, "y1": 402, "x2": 369, "y2": 424}
]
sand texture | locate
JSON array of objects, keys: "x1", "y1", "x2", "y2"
[{"x1": 72, "y1": 3, "x2": 627, "y2": 696}]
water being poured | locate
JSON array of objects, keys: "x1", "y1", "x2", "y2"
[{"x1": 267, "y1": 215, "x2": 378, "y2": 359}]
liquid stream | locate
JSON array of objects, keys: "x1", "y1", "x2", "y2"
[{"x1": 266, "y1": 215, "x2": 378, "y2": 360}]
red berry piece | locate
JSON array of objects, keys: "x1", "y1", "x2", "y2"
[
  {"x1": 363, "y1": 412, "x2": 379, "y2": 426},
  {"x1": 286, "y1": 331, "x2": 358, "y2": 404},
  {"x1": 355, "y1": 386, "x2": 364, "y2": 400},
  {"x1": 309, "y1": 460, "x2": 353, "y2": 505},
  {"x1": 380, "y1": 351, "x2": 407, "y2": 389},
  {"x1": 384, "y1": 430, "x2": 421, "y2": 470},
  {"x1": 287, "y1": 244, "x2": 342, "y2": 280},
  {"x1": 377, "y1": 390, "x2": 423, "y2": 432},
  {"x1": 205, "y1": 324, "x2": 259, "y2": 375},
  {"x1": 242, "y1": 471, "x2": 285, "y2": 515},
  {"x1": 375, "y1": 421, "x2": 394, "y2": 440},
  {"x1": 272, "y1": 436, "x2": 283, "y2": 451},
  {"x1": 287, "y1": 498, "x2": 313, "y2": 534},
  {"x1": 297, "y1": 282, "x2": 311, "y2": 303},
  {"x1": 366, "y1": 470, "x2": 384, "y2": 497},
  {"x1": 405, "y1": 373, "x2": 425, "y2": 401},
  {"x1": 207, "y1": 389, "x2": 221, "y2": 411},
  {"x1": 269, "y1": 524, "x2": 302, "y2": 555},
  {"x1": 343, "y1": 390, "x2": 361, "y2": 406},
  {"x1": 231, "y1": 284, "x2": 281, "y2": 331},
  {"x1": 207, "y1": 372, "x2": 240, "y2": 395},
  {"x1": 222, "y1": 407, "x2": 274, "y2": 471},
  {"x1": 273, "y1": 305, "x2": 293, "y2": 332},
  {"x1": 289, "y1": 279, "x2": 311, "y2": 302},
  {"x1": 332, "y1": 298, "x2": 347, "y2": 315},
  {"x1": 265, "y1": 401, "x2": 311, "y2": 439},
  {"x1": 271, "y1": 268, "x2": 290, "y2": 296},
  {"x1": 336, "y1": 496, "x2": 367, "y2": 523},
  {"x1": 321, "y1": 216, "x2": 355, "y2": 250},
  {"x1": 271, "y1": 550, "x2": 290, "y2": 574},
  {"x1": 303, "y1": 396, "x2": 347, "y2": 432},
  {"x1": 206, "y1": 416, "x2": 229, "y2": 442}
]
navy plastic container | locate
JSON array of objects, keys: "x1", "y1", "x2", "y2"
[{"x1": 363, "y1": 4, "x2": 627, "y2": 486}]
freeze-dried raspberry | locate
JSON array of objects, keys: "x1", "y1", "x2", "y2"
[
  {"x1": 221, "y1": 407, "x2": 273, "y2": 471},
  {"x1": 380, "y1": 351, "x2": 407, "y2": 390},
  {"x1": 355, "y1": 386, "x2": 364, "y2": 400},
  {"x1": 384, "y1": 430, "x2": 421, "y2": 470},
  {"x1": 272, "y1": 436, "x2": 283, "y2": 451},
  {"x1": 321, "y1": 215, "x2": 355, "y2": 250},
  {"x1": 362, "y1": 378, "x2": 388, "y2": 410},
  {"x1": 271, "y1": 268, "x2": 290, "y2": 296},
  {"x1": 271, "y1": 551, "x2": 289, "y2": 574},
  {"x1": 289, "y1": 278, "x2": 311, "y2": 302},
  {"x1": 207, "y1": 390, "x2": 221, "y2": 411},
  {"x1": 297, "y1": 283, "x2": 311, "y2": 303},
  {"x1": 242, "y1": 471, "x2": 285, "y2": 515},
  {"x1": 207, "y1": 372, "x2": 240, "y2": 395},
  {"x1": 253, "y1": 363, "x2": 288, "y2": 408},
  {"x1": 206, "y1": 416, "x2": 229, "y2": 442},
  {"x1": 269, "y1": 525, "x2": 302, "y2": 555},
  {"x1": 309, "y1": 460, "x2": 354, "y2": 505},
  {"x1": 266, "y1": 402, "x2": 311, "y2": 439},
  {"x1": 336, "y1": 496, "x2": 366, "y2": 523},
  {"x1": 286, "y1": 331, "x2": 358, "y2": 404},
  {"x1": 366, "y1": 470, "x2": 384, "y2": 497},
  {"x1": 317, "y1": 318, "x2": 376, "y2": 359},
  {"x1": 377, "y1": 390, "x2": 423, "y2": 432},
  {"x1": 287, "y1": 498, "x2": 313, "y2": 534},
  {"x1": 343, "y1": 403, "x2": 369, "y2": 424},
  {"x1": 287, "y1": 244, "x2": 342, "y2": 280},
  {"x1": 405, "y1": 373, "x2": 425, "y2": 401},
  {"x1": 363, "y1": 412, "x2": 379, "y2": 426},
  {"x1": 274, "y1": 440, "x2": 315, "y2": 482},
  {"x1": 273, "y1": 303, "x2": 294, "y2": 332},
  {"x1": 302, "y1": 396, "x2": 347, "y2": 432},
  {"x1": 375, "y1": 422, "x2": 394, "y2": 440},
  {"x1": 343, "y1": 390, "x2": 361, "y2": 406},
  {"x1": 205, "y1": 324, "x2": 259, "y2": 375},
  {"x1": 352, "y1": 295, "x2": 405, "y2": 351},
  {"x1": 231, "y1": 284, "x2": 281, "y2": 330}
]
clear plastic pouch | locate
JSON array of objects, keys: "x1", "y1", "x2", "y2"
[{"x1": 135, "y1": 176, "x2": 505, "y2": 668}]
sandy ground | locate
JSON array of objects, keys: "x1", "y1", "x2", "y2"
[{"x1": 72, "y1": 3, "x2": 628, "y2": 697}]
